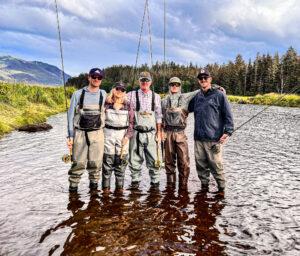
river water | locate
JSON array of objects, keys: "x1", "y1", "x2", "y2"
[{"x1": 0, "y1": 104, "x2": 299, "y2": 256}]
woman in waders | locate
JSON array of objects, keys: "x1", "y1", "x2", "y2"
[{"x1": 102, "y1": 82, "x2": 134, "y2": 194}]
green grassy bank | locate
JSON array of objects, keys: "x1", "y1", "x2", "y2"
[
  {"x1": 0, "y1": 82, "x2": 75, "y2": 138},
  {"x1": 227, "y1": 93, "x2": 300, "y2": 108},
  {"x1": 0, "y1": 82, "x2": 299, "y2": 138}
]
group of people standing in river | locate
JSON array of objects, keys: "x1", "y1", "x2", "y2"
[{"x1": 66, "y1": 67, "x2": 234, "y2": 195}]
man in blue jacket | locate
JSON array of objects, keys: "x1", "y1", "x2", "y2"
[{"x1": 188, "y1": 69, "x2": 234, "y2": 194}]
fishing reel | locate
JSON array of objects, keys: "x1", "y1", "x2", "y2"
[
  {"x1": 154, "y1": 141, "x2": 161, "y2": 168},
  {"x1": 154, "y1": 159, "x2": 161, "y2": 168},
  {"x1": 211, "y1": 143, "x2": 221, "y2": 154},
  {"x1": 62, "y1": 153, "x2": 72, "y2": 163},
  {"x1": 61, "y1": 154, "x2": 72, "y2": 164},
  {"x1": 117, "y1": 145, "x2": 128, "y2": 167},
  {"x1": 62, "y1": 148, "x2": 72, "y2": 164}
]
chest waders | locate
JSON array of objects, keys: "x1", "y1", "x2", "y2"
[
  {"x1": 134, "y1": 90, "x2": 156, "y2": 156},
  {"x1": 129, "y1": 90, "x2": 160, "y2": 186},
  {"x1": 164, "y1": 96, "x2": 188, "y2": 131},
  {"x1": 164, "y1": 96, "x2": 190, "y2": 190},
  {"x1": 102, "y1": 107, "x2": 130, "y2": 192},
  {"x1": 68, "y1": 90, "x2": 104, "y2": 190}
]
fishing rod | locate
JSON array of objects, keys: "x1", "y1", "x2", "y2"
[
  {"x1": 54, "y1": 0, "x2": 72, "y2": 163},
  {"x1": 232, "y1": 85, "x2": 300, "y2": 135},
  {"x1": 210, "y1": 85, "x2": 300, "y2": 152}
]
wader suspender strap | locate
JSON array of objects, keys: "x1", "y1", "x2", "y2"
[
  {"x1": 79, "y1": 89, "x2": 85, "y2": 109},
  {"x1": 151, "y1": 91, "x2": 155, "y2": 111},
  {"x1": 79, "y1": 89, "x2": 103, "y2": 110},
  {"x1": 79, "y1": 89, "x2": 103, "y2": 147},
  {"x1": 136, "y1": 89, "x2": 140, "y2": 111},
  {"x1": 168, "y1": 95, "x2": 181, "y2": 108},
  {"x1": 135, "y1": 89, "x2": 156, "y2": 156},
  {"x1": 136, "y1": 89, "x2": 141, "y2": 156},
  {"x1": 135, "y1": 89, "x2": 155, "y2": 111}
]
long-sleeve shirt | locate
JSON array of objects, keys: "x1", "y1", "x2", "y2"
[
  {"x1": 188, "y1": 87, "x2": 234, "y2": 141},
  {"x1": 127, "y1": 89, "x2": 162, "y2": 123},
  {"x1": 161, "y1": 90, "x2": 199, "y2": 115},
  {"x1": 68, "y1": 86, "x2": 107, "y2": 137},
  {"x1": 104, "y1": 101, "x2": 135, "y2": 138}
]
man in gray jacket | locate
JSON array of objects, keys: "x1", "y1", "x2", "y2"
[
  {"x1": 188, "y1": 69, "x2": 233, "y2": 195},
  {"x1": 67, "y1": 68, "x2": 107, "y2": 192}
]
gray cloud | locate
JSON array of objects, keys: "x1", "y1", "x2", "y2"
[{"x1": 0, "y1": 0, "x2": 299, "y2": 75}]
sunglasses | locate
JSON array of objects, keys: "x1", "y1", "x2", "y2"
[
  {"x1": 116, "y1": 87, "x2": 126, "y2": 92},
  {"x1": 139, "y1": 78, "x2": 151, "y2": 83},
  {"x1": 169, "y1": 83, "x2": 181, "y2": 87},
  {"x1": 198, "y1": 76, "x2": 209, "y2": 81},
  {"x1": 91, "y1": 75, "x2": 102, "y2": 80}
]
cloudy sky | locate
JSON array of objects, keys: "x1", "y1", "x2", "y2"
[{"x1": 0, "y1": 0, "x2": 299, "y2": 75}]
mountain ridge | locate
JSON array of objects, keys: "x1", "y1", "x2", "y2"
[{"x1": 0, "y1": 55, "x2": 71, "y2": 85}]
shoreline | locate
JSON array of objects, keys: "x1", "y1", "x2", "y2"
[
  {"x1": 0, "y1": 82, "x2": 299, "y2": 138},
  {"x1": 0, "y1": 82, "x2": 74, "y2": 138},
  {"x1": 227, "y1": 93, "x2": 300, "y2": 108}
]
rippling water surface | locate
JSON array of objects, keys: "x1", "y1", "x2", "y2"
[{"x1": 0, "y1": 104, "x2": 299, "y2": 255}]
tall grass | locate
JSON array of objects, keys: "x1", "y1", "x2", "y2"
[
  {"x1": 228, "y1": 93, "x2": 300, "y2": 108},
  {"x1": 0, "y1": 82, "x2": 75, "y2": 137}
]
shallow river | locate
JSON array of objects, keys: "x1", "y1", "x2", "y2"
[{"x1": 0, "y1": 104, "x2": 299, "y2": 256}]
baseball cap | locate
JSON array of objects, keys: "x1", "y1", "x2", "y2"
[
  {"x1": 168, "y1": 77, "x2": 182, "y2": 85},
  {"x1": 197, "y1": 68, "x2": 210, "y2": 79},
  {"x1": 89, "y1": 68, "x2": 105, "y2": 78},
  {"x1": 138, "y1": 71, "x2": 152, "y2": 81},
  {"x1": 114, "y1": 82, "x2": 126, "y2": 90}
]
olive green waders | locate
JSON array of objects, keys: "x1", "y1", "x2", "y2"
[
  {"x1": 129, "y1": 90, "x2": 160, "y2": 187},
  {"x1": 194, "y1": 141, "x2": 225, "y2": 191},
  {"x1": 68, "y1": 90, "x2": 105, "y2": 189}
]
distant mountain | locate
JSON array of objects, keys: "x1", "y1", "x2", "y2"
[{"x1": 0, "y1": 56, "x2": 71, "y2": 85}]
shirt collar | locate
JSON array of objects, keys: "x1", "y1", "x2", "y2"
[{"x1": 139, "y1": 89, "x2": 152, "y2": 96}]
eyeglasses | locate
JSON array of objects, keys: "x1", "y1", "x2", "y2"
[
  {"x1": 169, "y1": 83, "x2": 181, "y2": 87},
  {"x1": 198, "y1": 76, "x2": 209, "y2": 81},
  {"x1": 139, "y1": 78, "x2": 151, "y2": 83},
  {"x1": 91, "y1": 75, "x2": 102, "y2": 80},
  {"x1": 116, "y1": 87, "x2": 126, "y2": 92}
]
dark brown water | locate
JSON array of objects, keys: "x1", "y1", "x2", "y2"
[{"x1": 0, "y1": 104, "x2": 299, "y2": 255}]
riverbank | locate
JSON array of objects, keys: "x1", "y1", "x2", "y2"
[
  {"x1": 0, "y1": 82, "x2": 74, "y2": 138},
  {"x1": 1, "y1": 82, "x2": 299, "y2": 138},
  {"x1": 228, "y1": 93, "x2": 300, "y2": 107}
]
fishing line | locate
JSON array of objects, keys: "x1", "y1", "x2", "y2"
[
  {"x1": 54, "y1": 0, "x2": 69, "y2": 132},
  {"x1": 54, "y1": 0, "x2": 72, "y2": 163},
  {"x1": 232, "y1": 85, "x2": 300, "y2": 134}
]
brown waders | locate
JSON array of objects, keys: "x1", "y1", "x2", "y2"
[{"x1": 164, "y1": 129, "x2": 190, "y2": 190}]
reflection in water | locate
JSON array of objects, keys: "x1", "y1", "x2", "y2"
[
  {"x1": 1, "y1": 105, "x2": 300, "y2": 255},
  {"x1": 39, "y1": 189, "x2": 226, "y2": 255},
  {"x1": 191, "y1": 192, "x2": 225, "y2": 255}
]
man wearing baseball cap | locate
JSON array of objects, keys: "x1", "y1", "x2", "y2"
[
  {"x1": 188, "y1": 68, "x2": 234, "y2": 195},
  {"x1": 162, "y1": 75, "x2": 226, "y2": 191},
  {"x1": 127, "y1": 71, "x2": 163, "y2": 190},
  {"x1": 66, "y1": 68, "x2": 107, "y2": 192}
]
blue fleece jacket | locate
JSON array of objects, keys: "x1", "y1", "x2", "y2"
[{"x1": 188, "y1": 88, "x2": 234, "y2": 141}]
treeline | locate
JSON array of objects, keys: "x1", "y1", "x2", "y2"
[{"x1": 66, "y1": 47, "x2": 300, "y2": 95}]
